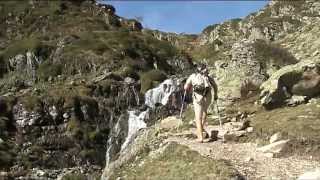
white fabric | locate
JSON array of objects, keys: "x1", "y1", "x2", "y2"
[{"x1": 185, "y1": 73, "x2": 211, "y2": 88}]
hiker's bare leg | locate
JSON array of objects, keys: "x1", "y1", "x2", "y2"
[
  {"x1": 202, "y1": 111, "x2": 208, "y2": 127},
  {"x1": 194, "y1": 103, "x2": 204, "y2": 142}
]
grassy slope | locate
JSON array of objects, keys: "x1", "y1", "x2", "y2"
[
  {"x1": 224, "y1": 96, "x2": 320, "y2": 158},
  {"x1": 111, "y1": 142, "x2": 240, "y2": 180}
]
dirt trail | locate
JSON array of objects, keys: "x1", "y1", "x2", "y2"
[{"x1": 165, "y1": 127, "x2": 320, "y2": 180}]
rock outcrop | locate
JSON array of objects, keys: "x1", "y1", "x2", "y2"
[{"x1": 260, "y1": 60, "x2": 320, "y2": 108}]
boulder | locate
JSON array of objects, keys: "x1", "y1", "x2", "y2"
[
  {"x1": 260, "y1": 60, "x2": 320, "y2": 108},
  {"x1": 246, "y1": 127, "x2": 254, "y2": 133},
  {"x1": 269, "y1": 132, "x2": 282, "y2": 144},
  {"x1": 224, "y1": 120, "x2": 250, "y2": 131},
  {"x1": 257, "y1": 139, "x2": 290, "y2": 154},
  {"x1": 298, "y1": 168, "x2": 320, "y2": 180},
  {"x1": 159, "y1": 116, "x2": 183, "y2": 130},
  {"x1": 223, "y1": 130, "x2": 247, "y2": 141}
]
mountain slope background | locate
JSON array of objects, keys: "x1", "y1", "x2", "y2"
[{"x1": 0, "y1": 0, "x2": 320, "y2": 179}]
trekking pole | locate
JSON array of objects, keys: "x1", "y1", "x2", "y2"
[
  {"x1": 214, "y1": 100, "x2": 222, "y2": 127},
  {"x1": 214, "y1": 100, "x2": 226, "y2": 142},
  {"x1": 179, "y1": 90, "x2": 187, "y2": 119}
]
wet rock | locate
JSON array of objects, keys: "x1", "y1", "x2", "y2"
[{"x1": 144, "y1": 78, "x2": 181, "y2": 109}]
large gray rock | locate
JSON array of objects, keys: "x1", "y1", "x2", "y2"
[
  {"x1": 213, "y1": 39, "x2": 267, "y2": 102},
  {"x1": 144, "y1": 78, "x2": 182, "y2": 109},
  {"x1": 260, "y1": 60, "x2": 320, "y2": 108},
  {"x1": 257, "y1": 139, "x2": 290, "y2": 154}
]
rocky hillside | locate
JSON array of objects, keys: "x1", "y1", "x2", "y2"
[
  {"x1": 0, "y1": 1, "x2": 192, "y2": 179},
  {"x1": 2, "y1": 0, "x2": 320, "y2": 179},
  {"x1": 104, "y1": 1, "x2": 320, "y2": 180}
]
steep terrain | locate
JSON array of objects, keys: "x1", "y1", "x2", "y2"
[
  {"x1": 1, "y1": 0, "x2": 320, "y2": 179},
  {"x1": 105, "y1": 0, "x2": 320, "y2": 180},
  {"x1": 0, "y1": 1, "x2": 192, "y2": 179}
]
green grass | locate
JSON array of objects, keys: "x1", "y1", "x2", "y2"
[
  {"x1": 112, "y1": 142, "x2": 241, "y2": 180},
  {"x1": 37, "y1": 61, "x2": 63, "y2": 81},
  {"x1": 139, "y1": 69, "x2": 167, "y2": 93},
  {"x1": 228, "y1": 96, "x2": 320, "y2": 158},
  {"x1": 61, "y1": 173, "x2": 87, "y2": 180},
  {"x1": 2, "y1": 37, "x2": 42, "y2": 60},
  {"x1": 253, "y1": 39, "x2": 298, "y2": 71}
]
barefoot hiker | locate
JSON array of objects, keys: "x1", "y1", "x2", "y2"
[{"x1": 184, "y1": 63, "x2": 218, "y2": 143}]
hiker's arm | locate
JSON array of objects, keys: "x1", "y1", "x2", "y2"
[
  {"x1": 209, "y1": 77, "x2": 218, "y2": 100},
  {"x1": 184, "y1": 75, "x2": 193, "y2": 91}
]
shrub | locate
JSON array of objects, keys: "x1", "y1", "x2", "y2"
[
  {"x1": 20, "y1": 95, "x2": 42, "y2": 112},
  {"x1": 0, "y1": 150, "x2": 13, "y2": 168},
  {"x1": 37, "y1": 61, "x2": 63, "y2": 81},
  {"x1": 253, "y1": 39, "x2": 298, "y2": 68},
  {"x1": 61, "y1": 173, "x2": 87, "y2": 180},
  {"x1": 2, "y1": 37, "x2": 42, "y2": 60},
  {"x1": 139, "y1": 69, "x2": 167, "y2": 93},
  {"x1": 0, "y1": 55, "x2": 7, "y2": 78}
]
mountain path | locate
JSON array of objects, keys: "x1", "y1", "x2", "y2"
[{"x1": 165, "y1": 127, "x2": 320, "y2": 180}]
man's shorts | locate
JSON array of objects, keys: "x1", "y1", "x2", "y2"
[{"x1": 192, "y1": 91, "x2": 212, "y2": 111}]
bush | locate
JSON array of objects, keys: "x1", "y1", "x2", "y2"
[
  {"x1": 20, "y1": 95, "x2": 42, "y2": 112},
  {"x1": 61, "y1": 173, "x2": 87, "y2": 180},
  {"x1": 37, "y1": 61, "x2": 63, "y2": 81},
  {"x1": 0, "y1": 55, "x2": 7, "y2": 78},
  {"x1": 139, "y1": 69, "x2": 167, "y2": 93},
  {"x1": 253, "y1": 39, "x2": 298, "y2": 68},
  {"x1": 2, "y1": 37, "x2": 42, "y2": 60}
]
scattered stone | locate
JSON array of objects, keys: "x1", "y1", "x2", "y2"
[
  {"x1": 231, "y1": 117, "x2": 237, "y2": 122},
  {"x1": 63, "y1": 113, "x2": 70, "y2": 119},
  {"x1": 270, "y1": 132, "x2": 282, "y2": 144},
  {"x1": 258, "y1": 139, "x2": 290, "y2": 154},
  {"x1": 159, "y1": 116, "x2": 183, "y2": 130},
  {"x1": 225, "y1": 120, "x2": 250, "y2": 131},
  {"x1": 223, "y1": 130, "x2": 246, "y2": 141},
  {"x1": 263, "y1": 152, "x2": 274, "y2": 158},
  {"x1": 0, "y1": 138, "x2": 3, "y2": 144},
  {"x1": 286, "y1": 95, "x2": 307, "y2": 106},
  {"x1": 246, "y1": 127, "x2": 254, "y2": 133},
  {"x1": 124, "y1": 77, "x2": 135, "y2": 85},
  {"x1": 245, "y1": 157, "x2": 254, "y2": 162},
  {"x1": 298, "y1": 168, "x2": 320, "y2": 180}
]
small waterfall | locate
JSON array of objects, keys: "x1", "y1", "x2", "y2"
[
  {"x1": 105, "y1": 77, "x2": 182, "y2": 167},
  {"x1": 120, "y1": 109, "x2": 148, "y2": 151},
  {"x1": 145, "y1": 79, "x2": 179, "y2": 108}
]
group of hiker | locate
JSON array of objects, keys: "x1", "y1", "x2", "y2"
[{"x1": 183, "y1": 63, "x2": 218, "y2": 143}]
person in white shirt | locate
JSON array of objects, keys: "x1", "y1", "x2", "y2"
[{"x1": 184, "y1": 63, "x2": 218, "y2": 143}]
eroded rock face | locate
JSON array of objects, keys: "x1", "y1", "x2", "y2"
[
  {"x1": 260, "y1": 61, "x2": 320, "y2": 108},
  {"x1": 213, "y1": 39, "x2": 267, "y2": 102}
]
